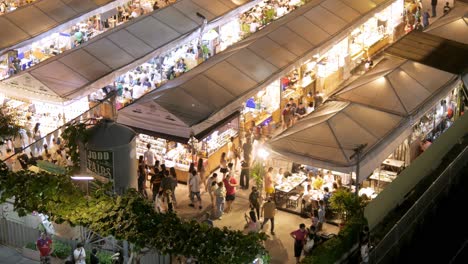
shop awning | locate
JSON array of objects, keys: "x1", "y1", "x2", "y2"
[
  {"x1": 0, "y1": 0, "x2": 120, "y2": 53},
  {"x1": 0, "y1": 0, "x2": 262, "y2": 101},
  {"x1": 117, "y1": 0, "x2": 397, "y2": 140},
  {"x1": 266, "y1": 57, "x2": 459, "y2": 183},
  {"x1": 424, "y1": 2, "x2": 468, "y2": 45},
  {"x1": 267, "y1": 100, "x2": 406, "y2": 178},
  {"x1": 385, "y1": 31, "x2": 468, "y2": 75},
  {"x1": 333, "y1": 57, "x2": 456, "y2": 116}
]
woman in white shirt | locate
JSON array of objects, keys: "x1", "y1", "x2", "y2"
[{"x1": 73, "y1": 243, "x2": 86, "y2": 264}]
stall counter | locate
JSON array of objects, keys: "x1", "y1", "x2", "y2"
[{"x1": 174, "y1": 136, "x2": 240, "y2": 184}]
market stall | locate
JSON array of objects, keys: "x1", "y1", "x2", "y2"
[
  {"x1": 1, "y1": 0, "x2": 262, "y2": 103},
  {"x1": 273, "y1": 172, "x2": 307, "y2": 214},
  {"x1": 0, "y1": 0, "x2": 162, "y2": 81},
  {"x1": 93, "y1": 0, "x2": 308, "y2": 107},
  {"x1": 117, "y1": 0, "x2": 406, "y2": 140},
  {"x1": 266, "y1": 56, "x2": 461, "y2": 203},
  {"x1": 132, "y1": 115, "x2": 240, "y2": 183}
]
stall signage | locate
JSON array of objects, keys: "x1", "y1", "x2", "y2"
[{"x1": 86, "y1": 150, "x2": 113, "y2": 179}]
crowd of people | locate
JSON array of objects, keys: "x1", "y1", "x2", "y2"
[
  {"x1": 403, "y1": 0, "x2": 452, "y2": 33},
  {"x1": 4, "y1": 0, "x2": 175, "y2": 80},
  {"x1": 0, "y1": 121, "x2": 73, "y2": 172},
  {"x1": 0, "y1": 0, "x2": 35, "y2": 15}
]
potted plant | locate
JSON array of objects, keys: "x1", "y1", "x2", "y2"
[
  {"x1": 251, "y1": 162, "x2": 266, "y2": 189},
  {"x1": 329, "y1": 189, "x2": 363, "y2": 225}
]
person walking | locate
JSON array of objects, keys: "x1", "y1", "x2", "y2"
[
  {"x1": 206, "y1": 173, "x2": 217, "y2": 206},
  {"x1": 239, "y1": 160, "x2": 250, "y2": 189},
  {"x1": 431, "y1": 0, "x2": 437, "y2": 17},
  {"x1": 249, "y1": 186, "x2": 261, "y2": 220},
  {"x1": 73, "y1": 243, "x2": 86, "y2": 264},
  {"x1": 223, "y1": 170, "x2": 238, "y2": 213},
  {"x1": 143, "y1": 143, "x2": 156, "y2": 167},
  {"x1": 261, "y1": 198, "x2": 276, "y2": 235},
  {"x1": 36, "y1": 232, "x2": 53, "y2": 264},
  {"x1": 422, "y1": 9, "x2": 430, "y2": 28},
  {"x1": 197, "y1": 157, "x2": 206, "y2": 186},
  {"x1": 290, "y1": 223, "x2": 308, "y2": 264},
  {"x1": 264, "y1": 167, "x2": 275, "y2": 198},
  {"x1": 169, "y1": 167, "x2": 178, "y2": 207},
  {"x1": 215, "y1": 181, "x2": 226, "y2": 219},
  {"x1": 137, "y1": 156, "x2": 148, "y2": 199},
  {"x1": 317, "y1": 200, "x2": 326, "y2": 231},
  {"x1": 361, "y1": 237, "x2": 370, "y2": 264},
  {"x1": 242, "y1": 137, "x2": 253, "y2": 166},
  {"x1": 443, "y1": 2, "x2": 451, "y2": 14},
  {"x1": 219, "y1": 152, "x2": 228, "y2": 174},
  {"x1": 189, "y1": 169, "x2": 202, "y2": 209},
  {"x1": 281, "y1": 104, "x2": 292, "y2": 129},
  {"x1": 90, "y1": 248, "x2": 99, "y2": 264},
  {"x1": 160, "y1": 170, "x2": 174, "y2": 212}
]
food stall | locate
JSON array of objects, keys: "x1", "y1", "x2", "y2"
[
  {"x1": 135, "y1": 116, "x2": 240, "y2": 183},
  {"x1": 273, "y1": 172, "x2": 308, "y2": 214}
]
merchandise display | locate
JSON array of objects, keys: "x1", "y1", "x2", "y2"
[
  {"x1": 135, "y1": 134, "x2": 167, "y2": 160},
  {"x1": 202, "y1": 127, "x2": 238, "y2": 157},
  {"x1": 165, "y1": 144, "x2": 191, "y2": 171},
  {"x1": 0, "y1": 0, "x2": 167, "y2": 80},
  {"x1": 349, "y1": 0, "x2": 403, "y2": 61},
  {"x1": 242, "y1": 82, "x2": 281, "y2": 131},
  {"x1": 412, "y1": 88, "x2": 459, "y2": 142},
  {"x1": 93, "y1": 0, "x2": 308, "y2": 108},
  {"x1": 0, "y1": 0, "x2": 36, "y2": 15},
  {"x1": 275, "y1": 173, "x2": 307, "y2": 193},
  {"x1": 135, "y1": 134, "x2": 191, "y2": 171},
  {"x1": 135, "y1": 118, "x2": 239, "y2": 172},
  {"x1": 0, "y1": 94, "x2": 89, "y2": 135}
]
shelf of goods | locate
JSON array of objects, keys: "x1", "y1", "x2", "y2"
[
  {"x1": 2, "y1": 97, "x2": 88, "y2": 135},
  {"x1": 135, "y1": 134, "x2": 167, "y2": 161},
  {"x1": 204, "y1": 128, "x2": 238, "y2": 157}
]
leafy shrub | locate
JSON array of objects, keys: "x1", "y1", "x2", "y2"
[
  {"x1": 97, "y1": 251, "x2": 113, "y2": 264},
  {"x1": 25, "y1": 242, "x2": 37, "y2": 251},
  {"x1": 51, "y1": 240, "x2": 72, "y2": 259},
  {"x1": 301, "y1": 216, "x2": 366, "y2": 264}
]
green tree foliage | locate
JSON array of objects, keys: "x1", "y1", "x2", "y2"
[
  {"x1": 0, "y1": 104, "x2": 22, "y2": 145},
  {"x1": 60, "y1": 122, "x2": 90, "y2": 167},
  {"x1": 0, "y1": 162, "x2": 268, "y2": 263}
]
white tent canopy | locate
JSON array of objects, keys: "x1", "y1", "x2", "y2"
[
  {"x1": 118, "y1": 0, "x2": 397, "y2": 140},
  {"x1": 0, "y1": 0, "x2": 121, "y2": 53},
  {"x1": 1, "y1": 0, "x2": 260, "y2": 101},
  {"x1": 424, "y1": 2, "x2": 468, "y2": 45},
  {"x1": 266, "y1": 57, "x2": 459, "y2": 183},
  {"x1": 334, "y1": 57, "x2": 456, "y2": 116}
]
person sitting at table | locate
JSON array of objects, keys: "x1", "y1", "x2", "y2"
[
  {"x1": 176, "y1": 58, "x2": 188, "y2": 72},
  {"x1": 312, "y1": 174, "x2": 324, "y2": 190},
  {"x1": 323, "y1": 171, "x2": 334, "y2": 185}
]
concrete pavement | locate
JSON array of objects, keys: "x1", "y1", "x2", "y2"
[
  {"x1": 160, "y1": 176, "x2": 339, "y2": 264},
  {"x1": 0, "y1": 245, "x2": 39, "y2": 264}
]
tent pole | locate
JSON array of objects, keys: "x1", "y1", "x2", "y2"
[{"x1": 350, "y1": 143, "x2": 367, "y2": 196}]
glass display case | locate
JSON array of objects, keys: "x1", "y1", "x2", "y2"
[{"x1": 135, "y1": 134, "x2": 167, "y2": 160}]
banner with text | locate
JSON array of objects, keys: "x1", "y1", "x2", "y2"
[{"x1": 86, "y1": 149, "x2": 114, "y2": 179}]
